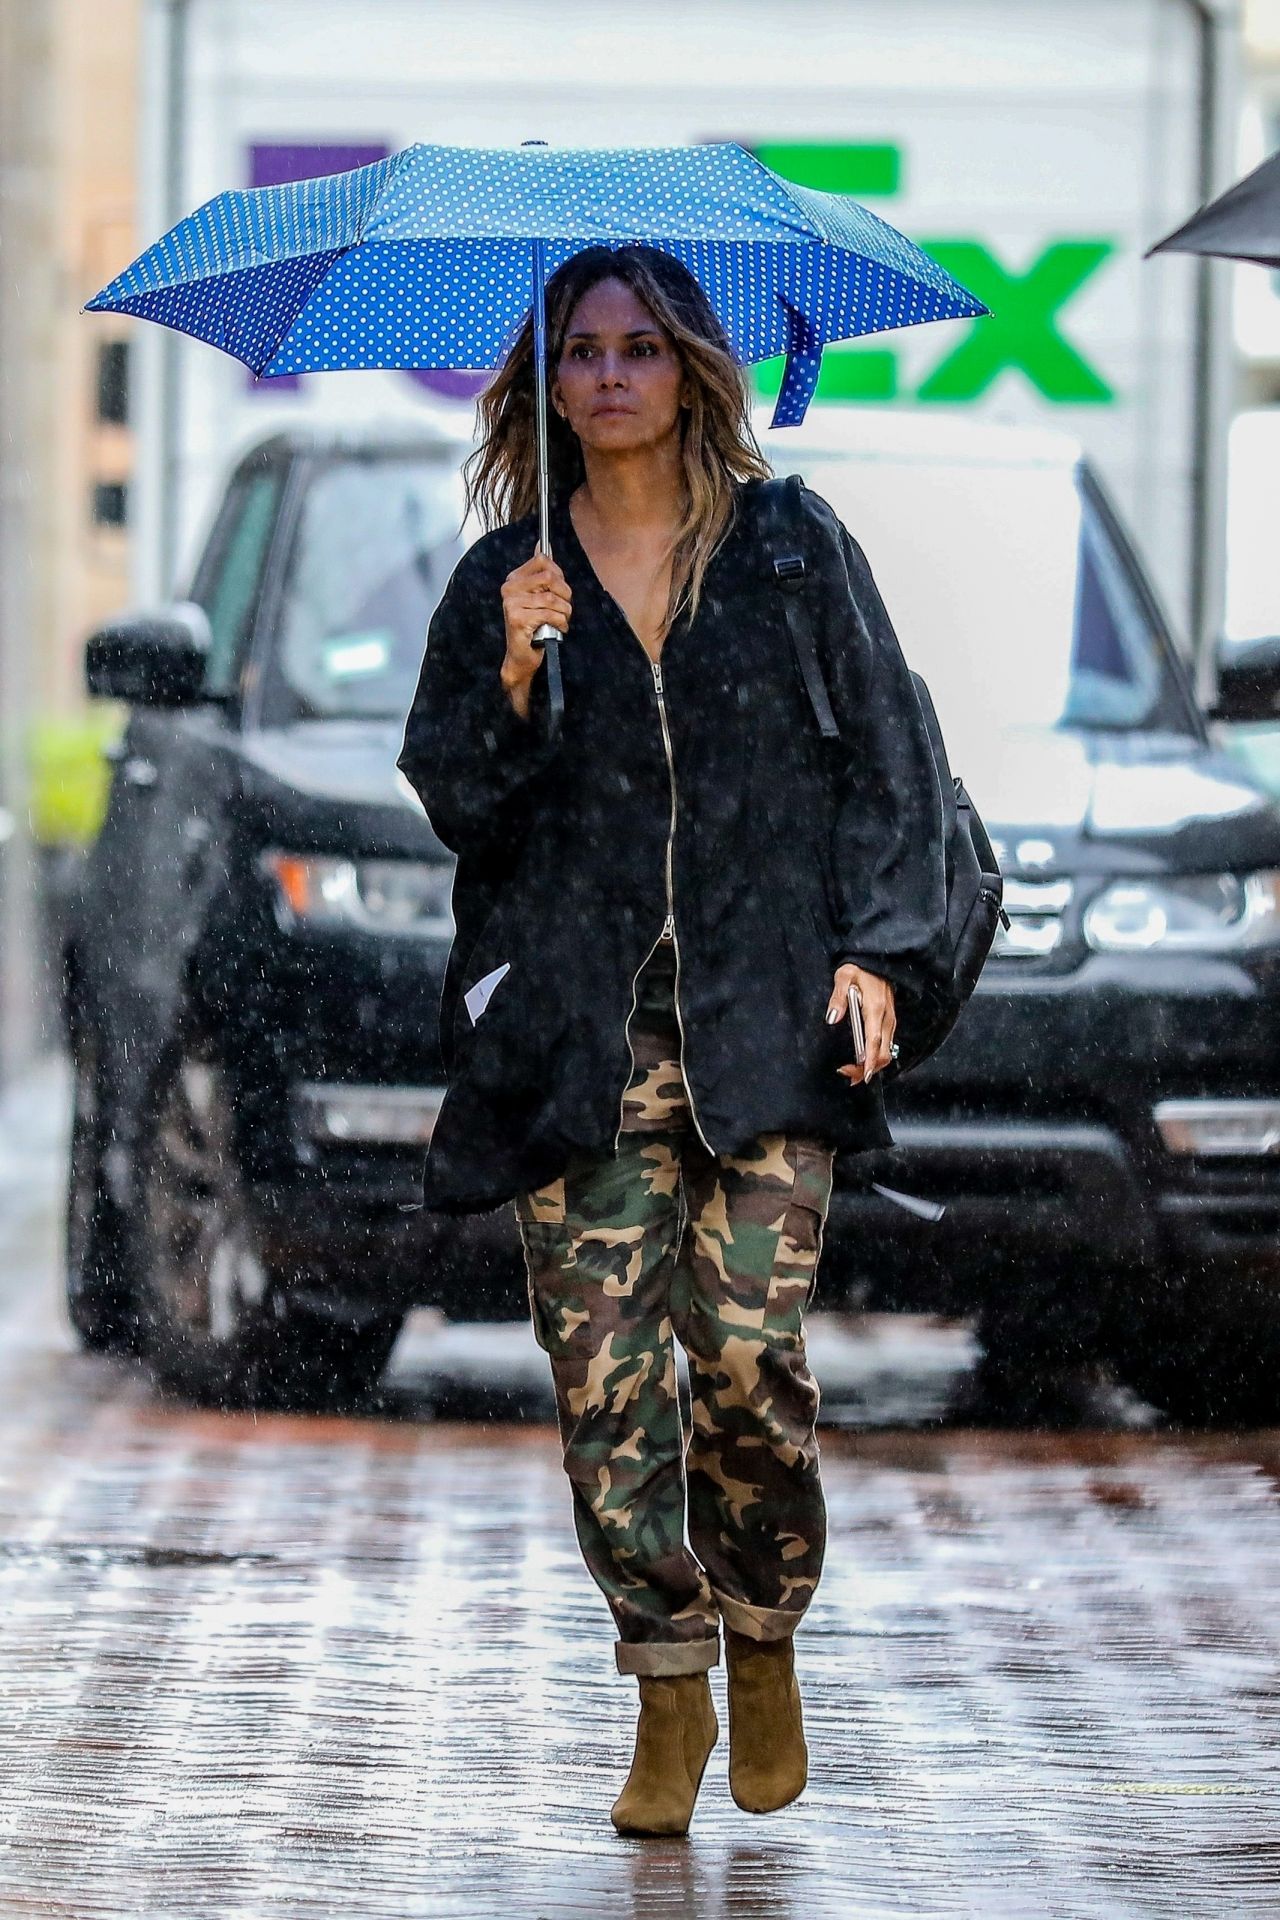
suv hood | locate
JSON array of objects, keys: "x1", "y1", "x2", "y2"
[
  {"x1": 237, "y1": 719, "x2": 1280, "y2": 878},
  {"x1": 239, "y1": 720, "x2": 443, "y2": 857},
  {"x1": 979, "y1": 726, "x2": 1280, "y2": 876}
]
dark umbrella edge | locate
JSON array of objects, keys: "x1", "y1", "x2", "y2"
[{"x1": 1144, "y1": 148, "x2": 1280, "y2": 269}]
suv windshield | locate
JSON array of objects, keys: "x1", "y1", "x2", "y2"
[
  {"x1": 260, "y1": 452, "x2": 468, "y2": 725},
  {"x1": 257, "y1": 443, "x2": 1198, "y2": 757},
  {"x1": 791, "y1": 451, "x2": 1199, "y2": 771}
]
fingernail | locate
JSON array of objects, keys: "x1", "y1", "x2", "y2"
[{"x1": 825, "y1": 1007, "x2": 840, "y2": 1025}]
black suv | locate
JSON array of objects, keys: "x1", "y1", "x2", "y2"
[
  {"x1": 64, "y1": 417, "x2": 1280, "y2": 1420},
  {"x1": 771, "y1": 412, "x2": 1280, "y2": 1424},
  {"x1": 65, "y1": 421, "x2": 496, "y2": 1405}
]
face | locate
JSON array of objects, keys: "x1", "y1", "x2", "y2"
[{"x1": 551, "y1": 276, "x2": 691, "y2": 455}]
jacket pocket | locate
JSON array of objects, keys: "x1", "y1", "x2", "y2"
[{"x1": 450, "y1": 895, "x2": 515, "y2": 1061}]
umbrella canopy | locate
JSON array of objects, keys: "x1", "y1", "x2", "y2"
[
  {"x1": 1145, "y1": 149, "x2": 1280, "y2": 269},
  {"x1": 83, "y1": 139, "x2": 986, "y2": 427},
  {"x1": 83, "y1": 140, "x2": 987, "y2": 725}
]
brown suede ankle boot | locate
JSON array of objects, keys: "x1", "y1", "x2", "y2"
[
  {"x1": 610, "y1": 1672, "x2": 720, "y2": 1837},
  {"x1": 725, "y1": 1625, "x2": 807, "y2": 1813}
]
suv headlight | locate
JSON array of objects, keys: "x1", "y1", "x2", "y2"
[
  {"x1": 261, "y1": 851, "x2": 453, "y2": 938},
  {"x1": 1082, "y1": 871, "x2": 1280, "y2": 952}
]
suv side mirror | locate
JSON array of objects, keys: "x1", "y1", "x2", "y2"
[
  {"x1": 1207, "y1": 635, "x2": 1280, "y2": 724},
  {"x1": 85, "y1": 602, "x2": 216, "y2": 707}
]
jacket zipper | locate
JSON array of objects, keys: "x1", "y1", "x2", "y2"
[
  {"x1": 613, "y1": 924, "x2": 665, "y2": 1152},
  {"x1": 612, "y1": 654, "x2": 714, "y2": 1155}
]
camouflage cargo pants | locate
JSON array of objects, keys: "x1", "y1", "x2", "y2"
[{"x1": 515, "y1": 934, "x2": 836, "y2": 1676}]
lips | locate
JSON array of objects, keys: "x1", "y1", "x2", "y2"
[{"x1": 592, "y1": 405, "x2": 635, "y2": 416}]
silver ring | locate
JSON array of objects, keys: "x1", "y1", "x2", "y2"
[{"x1": 889, "y1": 1042, "x2": 900, "y2": 1059}]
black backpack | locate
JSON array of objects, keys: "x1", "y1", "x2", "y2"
[{"x1": 757, "y1": 473, "x2": 1010, "y2": 1081}]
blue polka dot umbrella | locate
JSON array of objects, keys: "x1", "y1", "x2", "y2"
[{"x1": 83, "y1": 139, "x2": 986, "y2": 704}]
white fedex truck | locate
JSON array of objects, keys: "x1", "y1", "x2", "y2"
[{"x1": 130, "y1": 0, "x2": 1240, "y2": 678}]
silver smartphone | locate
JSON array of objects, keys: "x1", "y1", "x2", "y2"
[{"x1": 847, "y1": 983, "x2": 866, "y2": 1064}]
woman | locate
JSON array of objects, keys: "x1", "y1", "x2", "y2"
[{"x1": 397, "y1": 244, "x2": 950, "y2": 1836}]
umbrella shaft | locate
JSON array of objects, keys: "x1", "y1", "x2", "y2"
[
  {"x1": 532, "y1": 236, "x2": 551, "y2": 559},
  {"x1": 530, "y1": 233, "x2": 559, "y2": 663}
]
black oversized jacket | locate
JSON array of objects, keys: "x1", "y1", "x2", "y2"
[{"x1": 397, "y1": 477, "x2": 950, "y2": 1216}]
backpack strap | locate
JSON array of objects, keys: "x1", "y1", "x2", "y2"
[{"x1": 757, "y1": 474, "x2": 841, "y2": 740}]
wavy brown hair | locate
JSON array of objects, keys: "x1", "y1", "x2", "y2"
[{"x1": 462, "y1": 244, "x2": 771, "y2": 633}]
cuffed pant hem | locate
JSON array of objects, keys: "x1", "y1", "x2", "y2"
[
  {"x1": 615, "y1": 1637, "x2": 721, "y2": 1676},
  {"x1": 712, "y1": 1587, "x2": 805, "y2": 1643}
]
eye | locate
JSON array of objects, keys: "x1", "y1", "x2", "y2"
[
  {"x1": 568, "y1": 343, "x2": 594, "y2": 359},
  {"x1": 631, "y1": 340, "x2": 659, "y2": 356}
]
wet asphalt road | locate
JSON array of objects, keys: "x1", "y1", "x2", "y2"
[{"x1": 2, "y1": 1061, "x2": 1280, "y2": 1917}]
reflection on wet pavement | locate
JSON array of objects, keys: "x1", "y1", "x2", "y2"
[
  {"x1": 384, "y1": 1303, "x2": 980, "y2": 1428},
  {"x1": 3, "y1": 1352, "x2": 1280, "y2": 1916},
  {"x1": 2, "y1": 1063, "x2": 1279, "y2": 1915}
]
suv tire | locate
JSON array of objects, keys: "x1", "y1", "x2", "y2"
[
  {"x1": 1113, "y1": 1259, "x2": 1280, "y2": 1428},
  {"x1": 66, "y1": 1026, "x2": 144, "y2": 1356},
  {"x1": 967, "y1": 1252, "x2": 1161, "y2": 1430},
  {"x1": 134, "y1": 1042, "x2": 403, "y2": 1410}
]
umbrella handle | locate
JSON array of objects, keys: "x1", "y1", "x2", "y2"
[{"x1": 530, "y1": 626, "x2": 565, "y2": 733}]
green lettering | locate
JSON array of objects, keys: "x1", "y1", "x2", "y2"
[
  {"x1": 915, "y1": 240, "x2": 1115, "y2": 403},
  {"x1": 755, "y1": 347, "x2": 898, "y2": 404},
  {"x1": 753, "y1": 141, "x2": 901, "y2": 197}
]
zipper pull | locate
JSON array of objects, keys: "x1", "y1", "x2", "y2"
[
  {"x1": 661, "y1": 912, "x2": 675, "y2": 941},
  {"x1": 652, "y1": 659, "x2": 663, "y2": 693}
]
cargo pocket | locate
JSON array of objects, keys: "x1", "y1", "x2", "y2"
[
  {"x1": 514, "y1": 1177, "x2": 578, "y2": 1354},
  {"x1": 782, "y1": 1139, "x2": 836, "y2": 1315}
]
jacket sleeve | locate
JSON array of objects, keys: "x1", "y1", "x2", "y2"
[
  {"x1": 802, "y1": 488, "x2": 951, "y2": 1006},
  {"x1": 396, "y1": 541, "x2": 562, "y2": 859}
]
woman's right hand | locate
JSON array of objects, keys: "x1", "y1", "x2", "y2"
[{"x1": 500, "y1": 550, "x2": 572, "y2": 712}]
